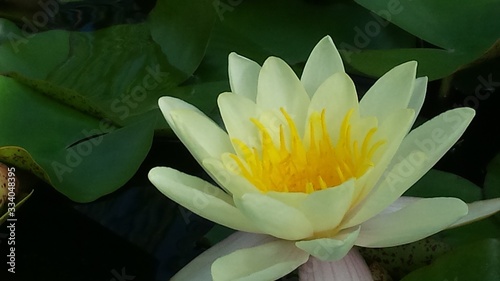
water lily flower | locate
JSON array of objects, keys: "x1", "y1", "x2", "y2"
[{"x1": 149, "y1": 36, "x2": 500, "y2": 281}]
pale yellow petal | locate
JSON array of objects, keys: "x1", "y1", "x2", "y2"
[
  {"x1": 343, "y1": 108, "x2": 475, "y2": 228},
  {"x1": 301, "y1": 36, "x2": 345, "y2": 97},
  {"x1": 202, "y1": 157, "x2": 257, "y2": 197},
  {"x1": 212, "y1": 240, "x2": 309, "y2": 281},
  {"x1": 168, "y1": 109, "x2": 234, "y2": 162},
  {"x1": 257, "y1": 56, "x2": 310, "y2": 135},
  {"x1": 355, "y1": 197, "x2": 467, "y2": 247},
  {"x1": 359, "y1": 61, "x2": 417, "y2": 122},
  {"x1": 228, "y1": 52, "x2": 261, "y2": 101},
  {"x1": 408, "y1": 77, "x2": 428, "y2": 124},
  {"x1": 347, "y1": 108, "x2": 415, "y2": 207},
  {"x1": 264, "y1": 191, "x2": 308, "y2": 209},
  {"x1": 449, "y1": 198, "x2": 500, "y2": 228},
  {"x1": 300, "y1": 179, "x2": 356, "y2": 233},
  {"x1": 158, "y1": 96, "x2": 203, "y2": 126},
  {"x1": 307, "y1": 72, "x2": 359, "y2": 144},
  {"x1": 149, "y1": 167, "x2": 260, "y2": 233},
  {"x1": 296, "y1": 227, "x2": 360, "y2": 261},
  {"x1": 218, "y1": 93, "x2": 261, "y2": 149},
  {"x1": 235, "y1": 193, "x2": 314, "y2": 240}
]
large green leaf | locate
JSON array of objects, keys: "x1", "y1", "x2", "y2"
[
  {"x1": 401, "y1": 239, "x2": 500, "y2": 281},
  {"x1": 353, "y1": 0, "x2": 500, "y2": 80},
  {"x1": 195, "y1": 0, "x2": 416, "y2": 84},
  {"x1": 0, "y1": 0, "x2": 217, "y2": 201},
  {"x1": 404, "y1": 169, "x2": 482, "y2": 203},
  {"x1": 0, "y1": 76, "x2": 156, "y2": 202},
  {"x1": 148, "y1": 0, "x2": 216, "y2": 77},
  {"x1": 0, "y1": 0, "x2": 216, "y2": 131}
]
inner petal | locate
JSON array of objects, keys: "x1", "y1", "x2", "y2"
[{"x1": 228, "y1": 108, "x2": 386, "y2": 194}]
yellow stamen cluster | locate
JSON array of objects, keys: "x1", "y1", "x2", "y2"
[{"x1": 230, "y1": 108, "x2": 385, "y2": 193}]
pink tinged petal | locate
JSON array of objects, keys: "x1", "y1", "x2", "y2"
[
  {"x1": 212, "y1": 240, "x2": 309, "y2": 281},
  {"x1": 299, "y1": 248, "x2": 373, "y2": 281},
  {"x1": 300, "y1": 180, "x2": 356, "y2": 233},
  {"x1": 359, "y1": 61, "x2": 417, "y2": 123},
  {"x1": 228, "y1": 52, "x2": 261, "y2": 101},
  {"x1": 148, "y1": 167, "x2": 260, "y2": 233},
  {"x1": 295, "y1": 226, "x2": 360, "y2": 261},
  {"x1": 235, "y1": 193, "x2": 314, "y2": 240},
  {"x1": 301, "y1": 35, "x2": 345, "y2": 97},
  {"x1": 449, "y1": 198, "x2": 500, "y2": 228},
  {"x1": 218, "y1": 93, "x2": 261, "y2": 149},
  {"x1": 343, "y1": 108, "x2": 475, "y2": 228},
  {"x1": 171, "y1": 231, "x2": 275, "y2": 281},
  {"x1": 355, "y1": 197, "x2": 468, "y2": 248},
  {"x1": 257, "y1": 56, "x2": 310, "y2": 135}
]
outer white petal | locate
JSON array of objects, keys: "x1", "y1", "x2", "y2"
[
  {"x1": 218, "y1": 92, "x2": 260, "y2": 148},
  {"x1": 408, "y1": 77, "x2": 428, "y2": 124},
  {"x1": 301, "y1": 36, "x2": 345, "y2": 97},
  {"x1": 257, "y1": 56, "x2": 310, "y2": 135},
  {"x1": 228, "y1": 52, "x2": 261, "y2": 101},
  {"x1": 212, "y1": 240, "x2": 309, "y2": 281},
  {"x1": 149, "y1": 167, "x2": 260, "y2": 233},
  {"x1": 355, "y1": 197, "x2": 468, "y2": 247},
  {"x1": 300, "y1": 180, "x2": 356, "y2": 233},
  {"x1": 296, "y1": 227, "x2": 360, "y2": 261},
  {"x1": 167, "y1": 108, "x2": 234, "y2": 162},
  {"x1": 299, "y1": 248, "x2": 373, "y2": 281},
  {"x1": 235, "y1": 193, "x2": 314, "y2": 240},
  {"x1": 359, "y1": 61, "x2": 417, "y2": 122},
  {"x1": 343, "y1": 108, "x2": 474, "y2": 228},
  {"x1": 307, "y1": 72, "x2": 359, "y2": 144},
  {"x1": 171, "y1": 232, "x2": 275, "y2": 281},
  {"x1": 449, "y1": 198, "x2": 500, "y2": 228}
]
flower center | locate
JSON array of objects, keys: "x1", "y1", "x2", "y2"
[{"x1": 229, "y1": 108, "x2": 385, "y2": 193}]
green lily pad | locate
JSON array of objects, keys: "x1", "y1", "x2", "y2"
[
  {"x1": 353, "y1": 0, "x2": 500, "y2": 80},
  {"x1": 404, "y1": 169, "x2": 482, "y2": 203},
  {"x1": 0, "y1": 76, "x2": 155, "y2": 202},
  {"x1": 401, "y1": 239, "x2": 500, "y2": 281},
  {"x1": 437, "y1": 217, "x2": 500, "y2": 248},
  {"x1": 0, "y1": 0, "x2": 216, "y2": 131},
  {"x1": 0, "y1": 0, "x2": 218, "y2": 201},
  {"x1": 195, "y1": 0, "x2": 416, "y2": 84}
]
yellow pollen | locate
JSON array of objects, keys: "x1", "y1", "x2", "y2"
[{"x1": 229, "y1": 108, "x2": 385, "y2": 193}]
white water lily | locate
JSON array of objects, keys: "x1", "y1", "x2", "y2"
[{"x1": 149, "y1": 36, "x2": 500, "y2": 281}]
